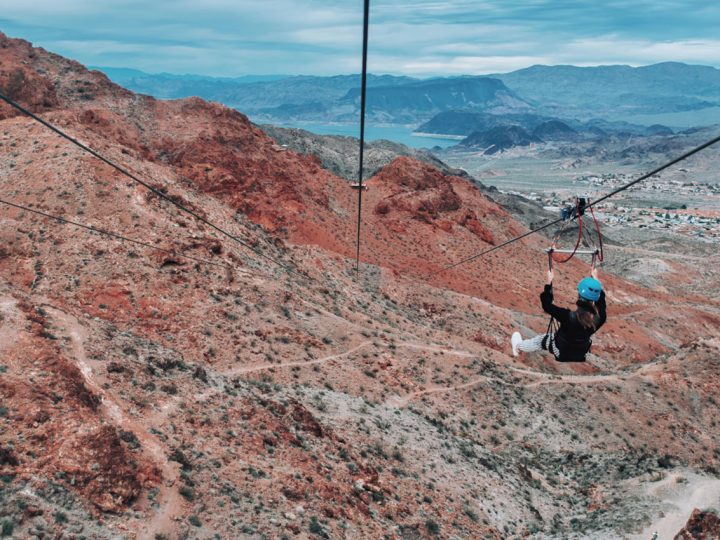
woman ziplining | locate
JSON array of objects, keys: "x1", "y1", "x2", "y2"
[
  {"x1": 511, "y1": 267, "x2": 606, "y2": 362},
  {"x1": 511, "y1": 196, "x2": 607, "y2": 362}
]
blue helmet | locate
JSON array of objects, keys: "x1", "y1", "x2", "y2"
[{"x1": 578, "y1": 277, "x2": 602, "y2": 302}]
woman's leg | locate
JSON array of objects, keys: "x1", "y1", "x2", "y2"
[
  {"x1": 512, "y1": 332, "x2": 557, "y2": 357},
  {"x1": 517, "y1": 334, "x2": 546, "y2": 353}
]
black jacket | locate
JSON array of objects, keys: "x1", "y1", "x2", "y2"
[{"x1": 540, "y1": 284, "x2": 606, "y2": 362}]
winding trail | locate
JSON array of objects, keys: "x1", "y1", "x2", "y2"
[
  {"x1": 396, "y1": 342, "x2": 476, "y2": 357},
  {"x1": 157, "y1": 341, "x2": 376, "y2": 416},
  {"x1": 208, "y1": 333, "x2": 667, "y2": 409},
  {"x1": 0, "y1": 296, "x2": 20, "y2": 357},
  {"x1": 384, "y1": 376, "x2": 508, "y2": 408},
  {"x1": 45, "y1": 305, "x2": 182, "y2": 540},
  {"x1": 225, "y1": 340, "x2": 372, "y2": 375},
  {"x1": 507, "y1": 366, "x2": 630, "y2": 388},
  {"x1": 382, "y1": 341, "x2": 662, "y2": 407}
]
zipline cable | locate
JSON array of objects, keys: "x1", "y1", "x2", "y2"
[
  {"x1": 432, "y1": 132, "x2": 720, "y2": 277},
  {"x1": 587, "y1": 133, "x2": 720, "y2": 209},
  {"x1": 0, "y1": 91, "x2": 297, "y2": 276},
  {"x1": 0, "y1": 198, "x2": 232, "y2": 270},
  {"x1": 354, "y1": 0, "x2": 370, "y2": 274}
]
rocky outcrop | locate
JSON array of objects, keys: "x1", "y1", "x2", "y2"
[
  {"x1": 532, "y1": 120, "x2": 578, "y2": 140},
  {"x1": 260, "y1": 123, "x2": 470, "y2": 181},
  {"x1": 416, "y1": 110, "x2": 552, "y2": 137},
  {"x1": 0, "y1": 32, "x2": 131, "y2": 120},
  {"x1": 460, "y1": 125, "x2": 541, "y2": 154},
  {"x1": 674, "y1": 509, "x2": 720, "y2": 539},
  {"x1": 373, "y1": 158, "x2": 462, "y2": 223}
]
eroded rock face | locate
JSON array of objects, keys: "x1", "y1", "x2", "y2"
[
  {"x1": 56, "y1": 426, "x2": 144, "y2": 512},
  {"x1": 373, "y1": 157, "x2": 462, "y2": 221},
  {"x1": 0, "y1": 32, "x2": 129, "y2": 120},
  {"x1": 674, "y1": 509, "x2": 720, "y2": 540},
  {"x1": 0, "y1": 66, "x2": 59, "y2": 119}
]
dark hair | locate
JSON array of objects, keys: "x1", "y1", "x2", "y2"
[{"x1": 576, "y1": 299, "x2": 598, "y2": 331}]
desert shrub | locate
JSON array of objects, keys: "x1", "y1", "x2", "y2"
[
  {"x1": 179, "y1": 485, "x2": 195, "y2": 501},
  {"x1": 1, "y1": 520, "x2": 14, "y2": 537},
  {"x1": 53, "y1": 511, "x2": 68, "y2": 523},
  {"x1": 425, "y1": 519, "x2": 440, "y2": 535}
]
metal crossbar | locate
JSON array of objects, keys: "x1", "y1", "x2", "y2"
[{"x1": 545, "y1": 248, "x2": 599, "y2": 255}]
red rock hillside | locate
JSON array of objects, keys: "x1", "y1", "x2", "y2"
[{"x1": 1, "y1": 32, "x2": 720, "y2": 539}]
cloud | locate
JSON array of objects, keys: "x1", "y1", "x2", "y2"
[
  {"x1": 553, "y1": 37, "x2": 720, "y2": 66},
  {"x1": 1, "y1": 0, "x2": 719, "y2": 76}
]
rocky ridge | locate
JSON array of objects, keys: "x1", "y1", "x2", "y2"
[{"x1": 258, "y1": 124, "x2": 467, "y2": 181}]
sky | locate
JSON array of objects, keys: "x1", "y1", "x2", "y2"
[{"x1": 1, "y1": 0, "x2": 719, "y2": 77}]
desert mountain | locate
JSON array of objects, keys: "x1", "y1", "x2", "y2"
[
  {"x1": 491, "y1": 62, "x2": 720, "y2": 119},
  {"x1": 530, "y1": 120, "x2": 578, "y2": 141},
  {"x1": 459, "y1": 125, "x2": 541, "y2": 154},
  {"x1": 416, "y1": 110, "x2": 555, "y2": 137},
  {"x1": 340, "y1": 77, "x2": 532, "y2": 123},
  {"x1": 1, "y1": 32, "x2": 720, "y2": 539},
  {"x1": 99, "y1": 67, "x2": 532, "y2": 124},
  {"x1": 99, "y1": 62, "x2": 720, "y2": 127}
]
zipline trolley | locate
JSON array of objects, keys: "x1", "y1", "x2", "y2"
[{"x1": 546, "y1": 196, "x2": 604, "y2": 271}]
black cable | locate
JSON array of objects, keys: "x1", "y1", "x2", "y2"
[
  {"x1": 432, "y1": 219, "x2": 562, "y2": 276},
  {"x1": 354, "y1": 0, "x2": 370, "y2": 274},
  {"x1": 432, "y1": 132, "x2": 720, "y2": 277},
  {"x1": 0, "y1": 91, "x2": 295, "y2": 275},
  {"x1": 0, "y1": 198, "x2": 231, "y2": 269}
]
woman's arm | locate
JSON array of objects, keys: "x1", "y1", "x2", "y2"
[
  {"x1": 592, "y1": 267, "x2": 607, "y2": 327},
  {"x1": 596, "y1": 290, "x2": 607, "y2": 327},
  {"x1": 540, "y1": 272, "x2": 570, "y2": 322}
]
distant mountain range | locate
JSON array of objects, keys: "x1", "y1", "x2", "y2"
[
  {"x1": 488, "y1": 62, "x2": 720, "y2": 119},
  {"x1": 340, "y1": 77, "x2": 531, "y2": 123},
  {"x1": 95, "y1": 62, "x2": 720, "y2": 128},
  {"x1": 415, "y1": 110, "x2": 677, "y2": 148},
  {"x1": 98, "y1": 68, "x2": 527, "y2": 124}
]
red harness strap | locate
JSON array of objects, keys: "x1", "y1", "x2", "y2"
[{"x1": 551, "y1": 200, "x2": 583, "y2": 264}]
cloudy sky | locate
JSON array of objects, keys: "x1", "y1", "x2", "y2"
[{"x1": 2, "y1": 0, "x2": 719, "y2": 77}]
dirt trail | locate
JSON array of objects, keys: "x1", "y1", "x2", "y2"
[
  {"x1": 0, "y1": 296, "x2": 20, "y2": 357},
  {"x1": 507, "y1": 366, "x2": 630, "y2": 388},
  {"x1": 396, "y1": 342, "x2": 476, "y2": 357},
  {"x1": 44, "y1": 305, "x2": 182, "y2": 540},
  {"x1": 227, "y1": 340, "x2": 372, "y2": 375},
  {"x1": 385, "y1": 376, "x2": 507, "y2": 408},
  {"x1": 383, "y1": 341, "x2": 659, "y2": 406},
  {"x1": 629, "y1": 471, "x2": 720, "y2": 540}
]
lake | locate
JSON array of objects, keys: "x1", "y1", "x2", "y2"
[{"x1": 253, "y1": 120, "x2": 461, "y2": 150}]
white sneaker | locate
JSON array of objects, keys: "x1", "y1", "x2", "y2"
[{"x1": 511, "y1": 332, "x2": 522, "y2": 357}]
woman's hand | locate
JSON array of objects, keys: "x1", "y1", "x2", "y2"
[
  {"x1": 547, "y1": 269, "x2": 554, "y2": 285},
  {"x1": 591, "y1": 267, "x2": 599, "y2": 280}
]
